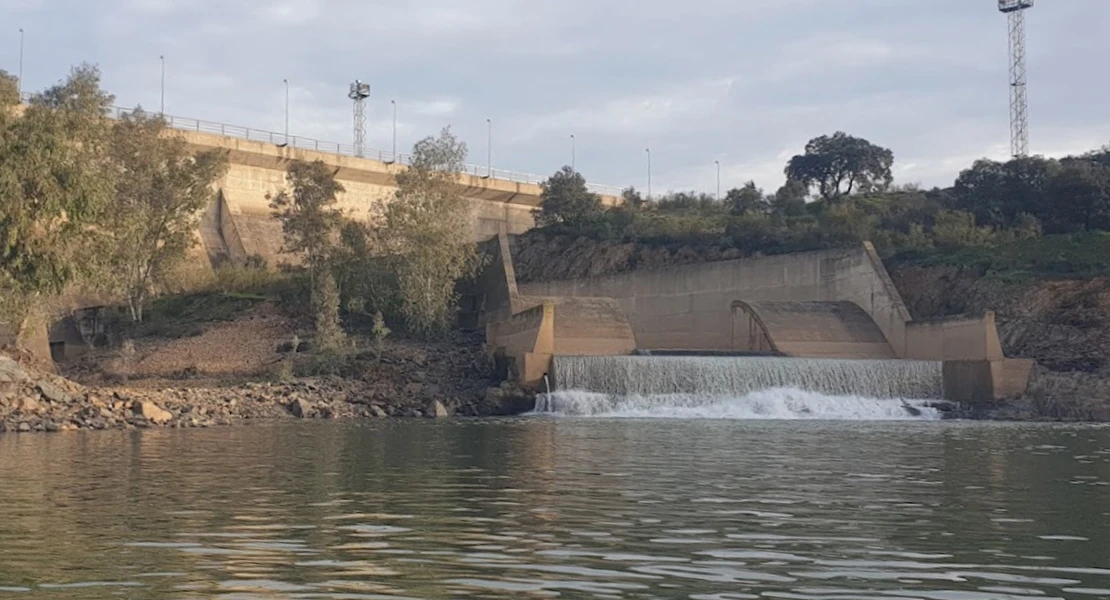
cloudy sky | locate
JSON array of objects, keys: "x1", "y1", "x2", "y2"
[{"x1": 3, "y1": 0, "x2": 1109, "y2": 195}]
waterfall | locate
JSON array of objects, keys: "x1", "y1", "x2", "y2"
[{"x1": 537, "y1": 356, "x2": 945, "y2": 421}]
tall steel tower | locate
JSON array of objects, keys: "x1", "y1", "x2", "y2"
[
  {"x1": 349, "y1": 80, "x2": 371, "y2": 158},
  {"x1": 999, "y1": 0, "x2": 1033, "y2": 158}
]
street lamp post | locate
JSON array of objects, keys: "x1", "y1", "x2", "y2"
[
  {"x1": 486, "y1": 118, "x2": 492, "y2": 178},
  {"x1": 571, "y1": 134, "x2": 576, "y2": 171},
  {"x1": 391, "y1": 100, "x2": 397, "y2": 161},
  {"x1": 159, "y1": 55, "x2": 165, "y2": 115},
  {"x1": 17, "y1": 28, "x2": 24, "y2": 99},
  {"x1": 283, "y1": 79, "x2": 290, "y2": 143},
  {"x1": 646, "y1": 148, "x2": 652, "y2": 200},
  {"x1": 715, "y1": 160, "x2": 721, "y2": 201}
]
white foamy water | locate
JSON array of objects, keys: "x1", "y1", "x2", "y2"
[
  {"x1": 553, "y1": 355, "x2": 944, "y2": 399},
  {"x1": 534, "y1": 388, "x2": 942, "y2": 421}
]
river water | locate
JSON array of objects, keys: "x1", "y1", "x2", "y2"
[{"x1": 2, "y1": 419, "x2": 1109, "y2": 599}]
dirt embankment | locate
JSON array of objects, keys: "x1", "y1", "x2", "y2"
[
  {"x1": 889, "y1": 265, "x2": 1110, "y2": 420},
  {"x1": 509, "y1": 232, "x2": 744, "y2": 283},
  {"x1": 1, "y1": 303, "x2": 530, "y2": 434},
  {"x1": 889, "y1": 266, "x2": 1110, "y2": 375}
]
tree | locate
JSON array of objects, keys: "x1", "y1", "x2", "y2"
[
  {"x1": 952, "y1": 156, "x2": 1057, "y2": 230},
  {"x1": 107, "y1": 109, "x2": 229, "y2": 322},
  {"x1": 0, "y1": 64, "x2": 116, "y2": 321},
  {"x1": 269, "y1": 160, "x2": 345, "y2": 283},
  {"x1": 1046, "y1": 159, "x2": 1110, "y2": 232},
  {"x1": 785, "y1": 132, "x2": 894, "y2": 201},
  {"x1": 621, "y1": 187, "x2": 646, "y2": 209},
  {"x1": 535, "y1": 166, "x2": 603, "y2": 227},
  {"x1": 270, "y1": 160, "x2": 347, "y2": 346},
  {"x1": 770, "y1": 180, "x2": 808, "y2": 216},
  {"x1": 0, "y1": 70, "x2": 17, "y2": 106},
  {"x1": 727, "y1": 181, "x2": 767, "y2": 216},
  {"x1": 378, "y1": 127, "x2": 483, "y2": 336}
]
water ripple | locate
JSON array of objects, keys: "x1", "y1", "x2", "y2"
[{"x1": 0, "y1": 420, "x2": 1108, "y2": 598}]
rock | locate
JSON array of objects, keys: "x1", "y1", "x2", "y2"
[
  {"x1": 289, "y1": 398, "x2": 313, "y2": 418},
  {"x1": 404, "y1": 383, "x2": 423, "y2": 396},
  {"x1": 15, "y1": 397, "x2": 40, "y2": 413},
  {"x1": 432, "y1": 400, "x2": 450, "y2": 418},
  {"x1": 44, "y1": 421, "x2": 60, "y2": 433},
  {"x1": 133, "y1": 401, "x2": 174, "y2": 425},
  {"x1": 370, "y1": 405, "x2": 388, "y2": 418},
  {"x1": 480, "y1": 384, "x2": 536, "y2": 416},
  {"x1": 485, "y1": 387, "x2": 506, "y2": 403},
  {"x1": 0, "y1": 357, "x2": 28, "y2": 384},
  {"x1": 17, "y1": 422, "x2": 30, "y2": 433}
]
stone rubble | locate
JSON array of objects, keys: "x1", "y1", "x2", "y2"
[{"x1": 0, "y1": 348, "x2": 535, "y2": 434}]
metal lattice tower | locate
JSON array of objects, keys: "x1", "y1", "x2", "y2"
[
  {"x1": 999, "y1": 0, "x2": 1033, "y2": 158},
  {"x1": 349, "y1": 80, "x2": 371, "y2": 158}
]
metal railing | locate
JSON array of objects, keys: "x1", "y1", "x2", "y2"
[
  {"x1": 16, "y1": 91, "x2": 625, "y2": 195},
  {"x1": 74, "y1": 98, "x2": 619, "y2": 196}
]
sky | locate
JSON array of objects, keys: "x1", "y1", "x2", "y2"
[{"x1": 3, "y1": 0, "x2": 1109, "y2": 196}]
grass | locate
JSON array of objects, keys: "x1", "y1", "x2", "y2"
[
  {"x1": 134, "y1": 265, "x2": 308, "y2": 339},
  {"x1": 137, "y1": 291, "x2": 271, "y2": 338},
  {"x1": 889, "y1": 231, "x2": 1110, "y2": 281}
]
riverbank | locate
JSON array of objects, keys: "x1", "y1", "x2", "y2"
[{"x1": 0, "y1": 334, "x2": 534, "y2": 433}]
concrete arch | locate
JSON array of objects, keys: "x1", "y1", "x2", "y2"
[{"x1": 730, "y1": 301, "x2": 896, "y2": 359}]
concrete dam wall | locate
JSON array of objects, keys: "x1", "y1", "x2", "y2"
[
  {"x1": 485, "y1": 234, "x2": 1034, "y2": 404},
  {"x1": 180, "y1": 129, "x2": 621, "y2": 268},
  {"x1": 517, "y1": 243, "x2": 912, "y2": 357}
]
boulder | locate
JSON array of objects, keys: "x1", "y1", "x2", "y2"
[
  {"x1": 133, "y1": 401, "x2": 174, "y2": 425},
  {"x1": 0, "y1": 357, "x2": 28, "y2": 384},
  {"x1": 432, "y1": 400, "x2": 450, "y2": 419},
  {"x1": 370, "y1": 405, "x2": 388, "y2": 418},
  {"x1": 289, "y1": 398, "x2": 313, "y2": 419},
  {"x1": 37, "y1": 381, "x2": 70, "y2": 404},
  {"x1": 15, "y1": 397, "x2": 40, "y2": 413}
]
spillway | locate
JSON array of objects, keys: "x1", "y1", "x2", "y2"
[{"x1": 537, "y1": 356, "x2": 945, "y2": 420}]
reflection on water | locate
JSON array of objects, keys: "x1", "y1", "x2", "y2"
[{"x1": 1, "y1": 420, "x2": 1110, "y2": 599}]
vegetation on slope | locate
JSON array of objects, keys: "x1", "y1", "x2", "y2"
[{"x1": 528, "y1": 130, "x2": 1110, "y2": 283}]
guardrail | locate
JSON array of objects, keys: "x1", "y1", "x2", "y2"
[
  {"x1": 111, "y1": 106, "x2": 626, "y2": 196},
  {"x1": 16, "y1": 92, "x2": 625, "y2": 196}
]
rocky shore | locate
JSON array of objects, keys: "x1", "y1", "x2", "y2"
[{"x1": 0, "y1": 354, "x2": 535, "y2": 434}]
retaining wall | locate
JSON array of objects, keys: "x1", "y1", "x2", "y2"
[{"x1": 517, "y1": 243, "x2": 912, "y2": 356}]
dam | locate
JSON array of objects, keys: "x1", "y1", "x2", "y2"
[
  {"x1": 480, "y1": 232, "x2": 1035, "y2": 415},
  {"x1": 162, "y1": 111, "x2": 623, "y2": 269}
]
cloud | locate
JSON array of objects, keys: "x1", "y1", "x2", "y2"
[{"x1": 3, "y1": 0, "x2": 1109, "y2": 194}]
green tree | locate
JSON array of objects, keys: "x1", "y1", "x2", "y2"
[
  {"x1": 107, "y1": 109, "x2": 229, "y2": 322},
  {"x1": 1045, "y1": 159, "x2": 1110, "y2": 233},
  {"x1": 269, "y1": 160, "x2": 345, "y2": 283},
  {"x1": 0, "y1": 64, "x2": 116, "y2": 321},
  {"x1": 727, "y1": 181, "x2": 767, "y2": 216},
  {"x1": 379, "y1": 127, "x2": 483, "y2": 336},
  {"x1": 270, "y1": 160, "x2": 347, "y2": 346},
  {"x1": 535, "y1": 166, "x2": 603, "y2": 227},
  {"x1": 621, "y1": 187, "x2": 646, "y2": 209},
  {"x1": 0, "y1": 70, "x2": 18, "y2": 106},
  {"x1": 785, "y1": 132, "x2": 894, "y2": 201},
  {"x1": 770, "y1": 180, "x2": 808, "y2": 216},
  {"x1": 953, "y1": 156, "x2": 1057, "y2": 230},
  {"x1": 311, "y1": 269, "x2": 346, "y2": 352}
]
